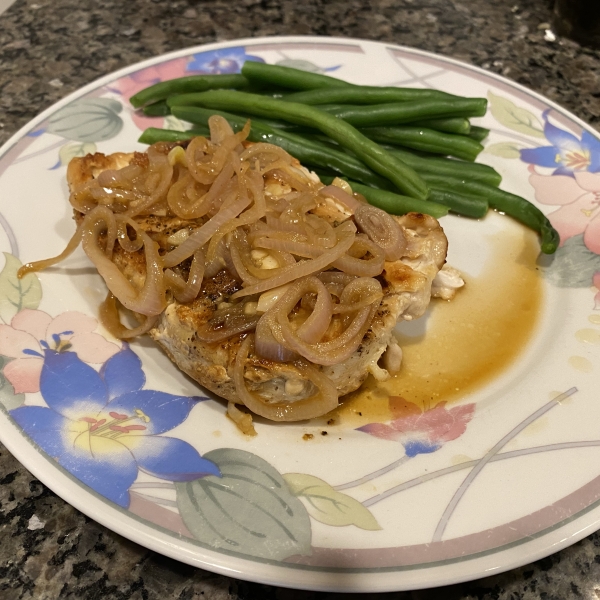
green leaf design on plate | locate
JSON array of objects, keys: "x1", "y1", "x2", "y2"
[
  {"x1": 0, "y1": 253, "x2": 42, "y2": 324},
  {"x1": 47, "y1": 98, "x2": 123, "y2": 142},
  {"x1": 488, "y1": 91, "x2": 545, "y2": 138},
  {"x1": 283, "y1": 473, "x2": 382, "y2": 531},
  {"x1": 58, "y1": 141, "x2": 97, "y2": 167},
  {"x1": 545, "y1": 234, "x2": 600, "y2": 287},
  {"x1": 484, "y1": 141, "x2": 523, "y2": 159},
  {"x1": 175, "y1": 448, "x2": 312, "y2": 561},
  {"x1": 0, "y1": 357, "x2": 24, "y2": 411}
]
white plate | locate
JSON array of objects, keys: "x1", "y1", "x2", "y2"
[{"x1": 0, "y1": 36, "x2": 599, "y2": 593}]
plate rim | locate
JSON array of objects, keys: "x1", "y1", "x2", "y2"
[{"x1": 0, "y1": 34, "x2": 599, "y2": 592}]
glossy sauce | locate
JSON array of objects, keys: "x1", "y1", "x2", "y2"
[{"x1": 333, "y1": 227, "x2": 544, "y2": 426}]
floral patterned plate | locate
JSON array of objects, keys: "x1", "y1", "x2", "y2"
[{"x1": 0, "y1": 36, "x2": 599, "y2": 593}]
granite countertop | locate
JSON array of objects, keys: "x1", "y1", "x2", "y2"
[{"x1": 1, "y1": 0, "x2": 600, "y2": 598}]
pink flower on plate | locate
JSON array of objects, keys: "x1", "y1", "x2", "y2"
[
  {"x1": 528, "y1": 166, "x2": 600, "y2": 254},
  {"x1": 0, "y1": 309, "x2": 120, "y2": 394},
  {"x1": 358, "y1": 397, "x2": 475, "y2": 457},
  {"x1": 109, "y1": 57, "x2": 189, "y2": 131},
  {"x1": 528, "y1": 166, "x2": 600, "y2": 308}
]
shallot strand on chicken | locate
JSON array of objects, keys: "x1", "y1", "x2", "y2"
[{"x1": 20, "y1": 115, "x2": 462, "y2": 429}]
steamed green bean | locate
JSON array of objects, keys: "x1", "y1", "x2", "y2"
[
  {"x1": 168, "y1": 90, "x2": 430, "y2": 200},
  {"x1": 130, "y1": 74, "x2": 250, "y2": 108},
  {"x1": 360, "y1": 126, "x2": 484, "y2": 161}
]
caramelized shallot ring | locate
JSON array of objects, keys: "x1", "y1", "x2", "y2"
[
  {"x1": 354, "y1": 203, "x2": 407, "y2": 261},
  {"x1": 254, "y1": 313, "x2": 297, "y2": 362},
  {"x1": 230, "y1": 221, "x2": 356, "y2": 300},
  {"x1": 117, "y1": 217, "x2": 145, "y2": 253},
  {"x1": 164, "y1": 249, "x2": 205, "y2": 303},
  {"x1": 255, "y1": 232, "x2": 384, "y2": 277},
  {"x1": 185, "y1": 123, "x2": 248, "y2": 185},
  {"x1": 292, "y1": 276, "x2": 333, "y2": 344},
  {"x1": 319, "y1": 184, "x2": 363, "y2": 212},
  {"x1": 99, "y1": 293, "x2": 159, "y2": 339},
  {"x1": 233, "y1": 335, "x2": 338, "y2": 421},
  {"x1": 239, "y1": 142, "x2": 295, "y2": 166},
  {"x1": 125, "y1": 148, "x2": 173, "y2": 217},
  {"x1": 205, "y1": 169, "x2": 266, "y2": 263},
  {"x1": 229, "y1": 236, "x2": 260, "y2": 285},
  {"x1": 268, "y1": 276, "x2": 382, "y2": 366},
  {"x1": 81, "y1": 206, "x2": 166, "y2": 316},
  {"x1": 208, "y1": 114, "x2": 236, "y2": 145},
  {"x1": 252, "y1": 236, "x2": 323, "y2": 259},
  {"x1": 331, "y1": 235, "x2": 385, "y2": 277},
  {"x1": 335, "y1": 277, "x2": 383, "y2": 314},
  {"x1": 163, "y1": 187, "x2": 250, "y2": 268},
  {"x1": 166, "y1": 171, "x2": 212, "y2": 220},
  {"x1": 196, "y1": 299, "x2": 262, "y2": 344},
  {"x1": 18, "y1": 224, "x2": 83, "y2": 277}
]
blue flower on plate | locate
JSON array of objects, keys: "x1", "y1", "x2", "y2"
[
  {"x1": 186, "y1": 46, "x2": 265, "y2": 74},
  {"x1": 520, "y1": 110, "x2": 600, "y2": 176},
  {"x1": 11, "y1": 344, "x2": 220, "y2": 507}
]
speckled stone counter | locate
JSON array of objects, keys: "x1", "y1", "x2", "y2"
[{"x1": 1, "y1": 0, "x2": 600, "y2": 598}]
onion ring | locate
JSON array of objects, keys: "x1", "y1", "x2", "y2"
[{"x1": 233, "y1": 335, "x2": 338, "y2": 421}]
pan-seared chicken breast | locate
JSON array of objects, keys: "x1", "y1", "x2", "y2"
[{"x1": 67, "y1": 149, "x2": 460, "y2": 415}]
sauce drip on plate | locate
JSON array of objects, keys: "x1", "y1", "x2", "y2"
[{"x1": 334, "y1": 226, "x2": 544, "y2": 426}]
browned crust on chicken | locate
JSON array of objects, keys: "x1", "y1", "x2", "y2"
[
  {"x1": 67, "y1": 152, "x2": 135, "y2": 189},
  {"x1": 68, "y1": 152, "x2": 449, "y2": 408}
]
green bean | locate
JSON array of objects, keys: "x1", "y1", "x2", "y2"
[
  {"x1": 296, "y1": 115, "x2": 471, "y2": 135},
  {"x1": 246, "y1": 116, "x2": 304, "y2": 131},
  {"x1": 130, "y1": 74, "x2": 250, "y2": 108},
  {"x1": 427, "y1": 189, "x2": 488, "y2": 219},
  {"x1": 308, "y1": 134, "x2": 501, "y2": 186},
  {"x1": 170, "y1": 106, "x2": 393, "y2": 189},
  {"x1": 167, "y1": 90, "x2": 430, "y2": 200},
  {"x1": 419, "y1": 173, "x2": 494, "y2": 195},
  {"x1": 411, "y1": 117, "x2": 471, "y2": 135},
  {"x1": 142, "y1": 100, "x2": 171, "y2": 117},
  {"x1": 317, "y1": 98, "x2": 487, "y2": 127},
  {"x1": 281, "y1": 86, "x2": 458, "y2": 104},
  {"x1": 419, "y1": 173, "x2": 559, "y2": 253},
  {"x1": 138, "y1": 127, "x2": 210, "y2": 144},
  {"x1": 383, "y1": 146, "x2": 502, "y2": 185},
  {"x1": 169, "y1": 106, "x2": 494, "y2": 187},
  {"x1": 241, "y1": 61, "x2": 351, "y2": 91},
  {"x1": 468, "y1": 125, "x2": 490, "y2": 141},
  {"x1": 299, "y1": 131, "x2": 499, "y2": 189},
  {"x1": 361, "y1": 126, "x2": 484, "y2": 161},
  {"x1": 199, "y1": 109, "x2": 310, "y2": 132},
  {"x1": 323, "y1": 172, "x2": 486, "y2": 219},
  {"x1": 320, "y1": 166, "x2": 489, "y2": 218},
  {"x1": 350, "y1": 183, "x2": 451, "y2": 218},
  {"x1": 318, "y1": 175, "x2": 449, "y2": 218}
]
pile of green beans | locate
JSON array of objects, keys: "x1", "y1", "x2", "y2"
[{"x1": 130, "y1": 62, "x2": 559, "y2": 254}]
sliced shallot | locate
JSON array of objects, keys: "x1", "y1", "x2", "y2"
[
  {"x1": 354, "y1": 203, "x2": 407, "y2": 261},
  {"x1": 230, "y1": 220, "x2": 356, "y2": 299},
  {"x1": 254, "y1": 314, "x2": 297, "y2": 362},
  {"x1": 99, "y1": 293, "x2": 159, "y2": 339},
  {"x1": 233, "y1": 335, "x2": 338, "y2": 421},
  {"x1": 81, "y1": 206, "x2": 166, "y2": 316},
  {"x1": 319, "y1": 184, "x2": 362, "y2": 212},
  {"x1": 164, "y1": 249, "x2": 205, "y2": 304},
  {"x1": 163, "y1": 187, "x2": 250, "y2": 268}
]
